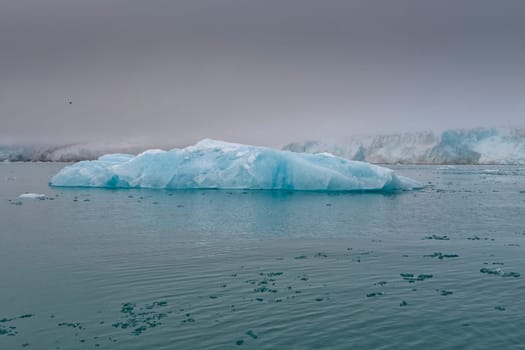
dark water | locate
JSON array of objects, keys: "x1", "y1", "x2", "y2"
[{"x1": 1, "y1": 163, "x2": 525, "y2": 349}]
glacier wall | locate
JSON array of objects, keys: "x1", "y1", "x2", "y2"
[
  {"x1": 283, "y1": 128, "x2": 525, "y2": 165},
  {"x1": 0, "y1": 142, "x2": 157, "y2": 162},
  {"x1": 50, "y1": 139, "x2": 421, "y2": 191},
  {"x1": 3, "y1": 127, "x2": 524, "y2": 164}
]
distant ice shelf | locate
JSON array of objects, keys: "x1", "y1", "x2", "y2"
[
  {"x1": 50, "y1": 139, "x2": 421, "y2": 192},
  {"x1": 284, "y1": 128, "x2": 525, "y2": 165},
  {"x1": 0, "y1": 142, "x2": 157, "y2": 162},
  {"x1": 3, "y1": 128, "x2": 524, "y2": 164}
]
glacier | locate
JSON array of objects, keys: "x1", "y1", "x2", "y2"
[
  {"x1": 0, "y1": 142, "x2": 164, "y2": 162},
  {"x1": 3, "y1": 128, "x2": 524, "y2": 164},
  {"x1": 284, "y1": 128, "x2": 525, "y2": 165},
  {"x1": 50, "y1": 139, "x2": 421, "y2": 191}
]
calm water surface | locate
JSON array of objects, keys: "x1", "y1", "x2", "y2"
[{"x1": 1, "y1": 163, "x2": 525, "y2": 349}]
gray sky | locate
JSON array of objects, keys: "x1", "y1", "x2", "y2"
[{"x1": 1, "y1": 0, "x2": 524, "y2": 147}]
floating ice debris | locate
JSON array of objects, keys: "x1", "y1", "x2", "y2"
[
  {"x1": 294, "y1": 255, "x2": 308, "y2": 259},
  {"x1": 468, "y1": 236, "x2": 494, "y2": 241},
  {"x1": 182, "y1": 314, "x2": 195, "y2": 324},
  {"x1": 480, "y1": 268, "x2": 520, "y2": 278},
  {"x1": 423, "y1": 235, "x2": 450, "y2": 240},
  {"x1": 0, "y1": 314, "x2": 36, "y2": 337},
  {"x1": 299, "y1": 275, "x2": 309, "y2": 281},
  {"x1": 253, "y1": 286, "x2": 278, "y2": 294},
  {"x1": 424, "y1": 252, "x2": 459, "y2": 260},
  {"x1": 0, "y1": 326, "x2": 17, "y2": 336},
  {"x1": 58, "y1": 322, "x2": 83, "y2": 329},
  {"x1": 50, "y1": 139, "x2": 422, "y2": 191},
  {"x1": 436, "y1": 289, "x2": 453, "y2": 296},
  {"x1": 260, "y1": 272, "x2": 283, "y2": 277},
  {"x1": 400, "y1": 273, "x2": 433, "y2": 283},
  {"x1": 112, "y1": 301, "x2": 169, "y2": 335},
  {"x1": 18, "y1": 193, "x2": 46, "y2": 199}
]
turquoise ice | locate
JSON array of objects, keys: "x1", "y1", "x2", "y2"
[{"x1": 50, "y1": 139, "x2": 421, "y2": 191}]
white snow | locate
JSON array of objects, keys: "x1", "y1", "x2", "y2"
[{"x1": 50, "y1": 139, "x2": 421, "y2": 192}]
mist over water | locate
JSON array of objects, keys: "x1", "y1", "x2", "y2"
[{"x1": 2, "y1": 1, "x2": 525, "y2": 146}]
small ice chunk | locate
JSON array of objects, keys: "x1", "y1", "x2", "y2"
[{"x1": 19, "y1": 193, "x2": 46, "y2": 199}]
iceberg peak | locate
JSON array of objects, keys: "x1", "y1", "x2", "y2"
[{"x1": 50, "y1": 139, "x2": 421, "y2": 192}]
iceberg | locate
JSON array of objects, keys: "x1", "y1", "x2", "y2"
[
  {"x1": 19, "y1": 193, "x2": 46, "y2": 199},
  {"x1": 50, "y1": 139, "x2": 421, "y2": 191}
]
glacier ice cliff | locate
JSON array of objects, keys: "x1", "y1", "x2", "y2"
[
  {"x1": 284, "y1": 128, "x2": 525, "y2": 165},
  {"x1": 50, "y1": 139, "x2": 421, "y2": 191},
  {"x1": 3, "y1": 128, "x2": 524, "y2": 164},
  {"x1": 0, "y1": 142, "x2": 163, "y2": 162}
]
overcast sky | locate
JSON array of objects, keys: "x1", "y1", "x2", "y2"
[{"x1": 1, "y1": 0, "x2": 524, "y2": 147}]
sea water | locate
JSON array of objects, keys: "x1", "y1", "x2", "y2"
[{"x1": 1, "y1": 163, "x2": 525, "y2": 349}]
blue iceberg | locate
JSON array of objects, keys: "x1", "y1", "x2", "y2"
[{"x1": 50, "y1": 139, "x2": 421, "y2": 191}]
